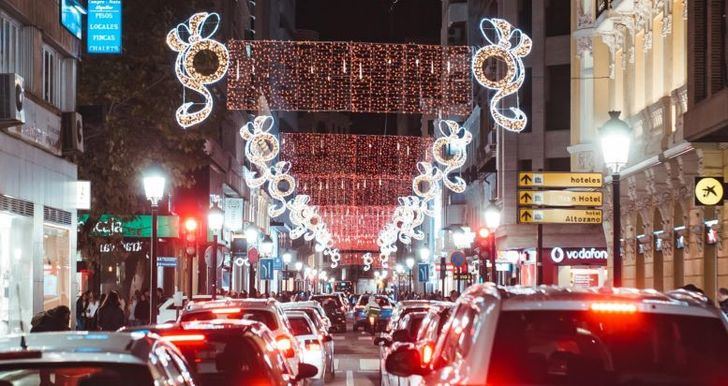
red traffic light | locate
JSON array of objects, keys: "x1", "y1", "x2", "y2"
[
  {"x1": 478, "y1": 227, "x2": 490, "y2": 238},
  {"x1": 184, "y1": 218, "x2": 198, "y2": 232}
]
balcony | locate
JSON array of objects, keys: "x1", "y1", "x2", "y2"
[{"x1": 684, "y1": 88, "x2": 728, "y2": 142}]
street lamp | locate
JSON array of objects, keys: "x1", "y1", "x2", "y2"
[
  {"x1": 419, "y1": 247, "x2": 431, "y2": 262},
  {"x1": 406, "y1": 257, "x2": 415, "y2": 294},
  {"x1": 599, "y1": 111, "x2": 632, "y2": 288},
  {"x1": 261, "y1": 235, "x2": 274, "y2": 255},
  {"x1": 143, "y1": 168, "x2": 165, "y2": 324},
  {"x1": 208, "y1": 202, "x2": 224, "y2": 300},
  {"x1": 484, "y1": 203, "x2": 501, "y2": 283}
]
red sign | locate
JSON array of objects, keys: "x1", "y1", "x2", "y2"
[{"x1": 248, "y1": 247, "x2": 259, "y2": 264}]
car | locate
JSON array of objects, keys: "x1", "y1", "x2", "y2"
[
  {"x1": 331, "y1": 292, "x2": 350, "y2": 311},
  {"x1": 378, "y1": 311, "x2": 429, "y2": 386},
  {"x1": 310, "y1": 294, "x2": 348, "y2": 332},
  {"x1": 121, "y1": 319, "x2": 317, "y2": 385},
  {"x1": 285, "y1": 311, "x2": 333, "y2": 382},
  {"x1": 386, "y1": 300, "x2": 440, "y2": 332},
  {"x1": 281, "y1": 301, "x2": 335, "y2": 379},
  {"x1": 386, "y1": 285, "x2": 728, "y2": 385},
  {"x1": 178, "y1": 298, "x2": 303, "y2": 378},
  {"x1": 352, "y1": 294, "x2": 394, "y2": 332},
  {"x1": 0, "y1": 331, "x2": 196, "y2": 386},
  {"x1": 158, "y1": 295, "x2": 222, "y2": 323}
]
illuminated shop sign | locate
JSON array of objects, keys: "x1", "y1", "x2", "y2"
[
  {"x1": 60, "y1": 0, "x2": 86, "y2": 39},
  {"x1": 87, "y1": 0, "x2": 123, "y2": 54},
  {"x1": 550, "y1": 247, "x2": 608, "y2": 266}
]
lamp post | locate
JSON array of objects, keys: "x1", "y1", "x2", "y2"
[
  {"x1": 207, "y1": 202, "x2": 224, "y2": 300},
  {"x1": 395, "y1": 264, "x2": 404, "y2": 293},
  {"x1": 282, "y1": 252, "x2": 292, "y2": 292},
  {"x1": 419, "y1": 247, "x2": 430, "y2": 295},
  {"x1": 260, "y1": 235, "x2": 274, "y2": 295},
  {"x1": 484, "y1": 202, "x2": 501, "y2": 283},
  {"x1": 406, "y1": 257, "x2": 415, "y2": 294},
  {"x1": 143, "y1": 169, "x2": 166, "y2": 324},
  {"x1": 245, "y1": 224, "x2": 260, "y2": 295},
  {"x1": 295, "y1": 261, "x2": 303, "y2": 292},
  {"x1": 599, "y1": 111, "x2": 632, "y2": 288},
  {"x1": 184, "y1": 218, "x2": 198, "y2": 301}
]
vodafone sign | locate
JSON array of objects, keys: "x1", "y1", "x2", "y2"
[{"x1": 550, "y1": 247, "x2": 608, "y2": 266}]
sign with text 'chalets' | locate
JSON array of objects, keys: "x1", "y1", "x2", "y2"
[
  {"x1": 518, "y1": 190, "x2": 603, "y2": 207},
  {"x1": 87, "y1": 0, "x2": 122, "y2": 54},
  {"x1": 518, "y1": 172, "x2": 603, "y2": 188},
  {"x1": 519, "y1": 208, "x2": 602, "y2": 224}
]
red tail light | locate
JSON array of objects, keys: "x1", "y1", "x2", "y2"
[
  {"x1": 590, "y1": 302, "x2": 637, "y2": 313},
  {"x1": 276, "y1": 336, "x2": 295, "y2": 358},
  {"x1": 421, "y1": 343, "x2": 434, "y2": 364},
  {"x1": 163, "y1": 334, "x2": 206, "y2": 343}
]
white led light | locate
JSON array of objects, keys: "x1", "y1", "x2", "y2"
[
  {"x1": 472, "y1": 18, "x2": 532, "y2": 132},
  {"x1": 167, "y1": 12, "x2": 230, "y2": 128}
]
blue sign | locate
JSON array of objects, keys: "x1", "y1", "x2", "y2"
[
  {"x1": 417, "y1": 263, "x2": 429, "y2": 282},
  {"x1": 450, "y1": 251, "x2": 466, "y2": 268},
  {"x1": 87, "y1": 0, "x2": 122, "y2": 54},
  {"x1": 272, "y1": 256, "x2": 283, "y2": 270},
  {"x1": 157, "y1": 256, "x2": 177, "y2": 267},
  {"x1": 61, "y1": 0, "x2": 85, "y2": 39},
  {"x1": 259, "y1": 258, "x2": 274, "y2": 280}
]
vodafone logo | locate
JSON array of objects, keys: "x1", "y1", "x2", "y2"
[{"x1": 550, "y1": 247, "x2": 608, "y2": 265}]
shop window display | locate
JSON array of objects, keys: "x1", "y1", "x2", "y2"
[
  {"x1": 43, "y1": 225, "x2": 71, "y2": 310},
  {"x1": 0, "y1": 213, "x2": 33, "y2": 335}
]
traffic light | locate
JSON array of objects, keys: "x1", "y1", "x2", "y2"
[
  {"x1": 184, "y1": 218, "x2": 198, "y2": 256},
  {"x1": 475, "y1": 227, "x2": 491, "y2": 250}
]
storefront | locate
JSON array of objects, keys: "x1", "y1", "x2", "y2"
[{"x1": 544, "y1": 247, "x2": 608, "y2": 287}]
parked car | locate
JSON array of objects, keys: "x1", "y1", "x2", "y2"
[
  {"x1": 121, "y1": 319, "x2": 317, "y2": 385},
  {"x1": 386, "y1": 300, "x2": 440, "y2": 332},
  {"x1": 310, "y1": 294, "x2": 347, "y2": 332},
  {"x1": 386, "y1": 285, "x2": 728, "y2": 385},
  {"x1": 285, "y1": 311, "x2": 333, "y2": 382},
  {"x1": 178, "y1": 298, "x2": 303, "y2": 378},
  {"x1": 378, "y1": 311, "x2": 428, "y2": 386},
  {"x1": 352, "y1": 294, "x2": 394, "y2": 332},
  {"x1": 0, "y1": 331, "x2": 196, "y2": 386}
]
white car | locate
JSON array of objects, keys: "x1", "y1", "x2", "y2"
[
  {"x1": 157, "y1": 294, "x2": 220, "y2": 323},
  {"x1": 179, "y1": 298, "x2": 303, "y2": 379},
  {"x1": 285, "y1": 310, "x2": 332, "y2": 382},
  {"x1": 281, "y1": 301, "x2": 333, "y2": 332},
  {"x1": 386, "y1": 285, "x2": 728, "y2": 385},
  {"x1": 281, "y1": 301, "x2": 335, "y2": 379}
]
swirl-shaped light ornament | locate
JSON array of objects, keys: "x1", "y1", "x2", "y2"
[
  {"x1": 432, "y1": 120, "x2": 472, "y2": 194},
  {"x1": 362, "y1": 253, "x2": 374, "y2": 271},
  {"x1": 267, "y1": 161, "x2": 296, "y2": 218},
  {"x1": 240, "y1": 116, "x2": 278, "y2": 188},
  {"x1": 472, "y1": 18, "x2": 532, "y2": 132},
  {"x1": 167, "y1": 12, "x2": 230, "y2": 129},
  {"x1": 326, "y1": 248, "x2": 341, "y2": 269}
]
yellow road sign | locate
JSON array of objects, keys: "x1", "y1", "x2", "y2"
[
  {"x1": 519, "y1": 208, "x2": 603, "y2": 224},
  {"x1": 694, "y1": 177, "x2": 724, "y2": 206},
  {"x1": 518, "y1": 190, "x2": 603, "y2": 207},
  {"x1": 518, "y1": 172, "x2": 603, "y2": 188}
]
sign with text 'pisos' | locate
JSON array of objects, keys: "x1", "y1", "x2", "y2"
[
  {"x1": 519, "y1": 208, "x2": 603, "y2": 224},
  {"x1": 518, "y1": 172, "x2": 603, "y2": 188},
  {"x1": 518, "y1": 190, "x2": 603, "y2": 207}
]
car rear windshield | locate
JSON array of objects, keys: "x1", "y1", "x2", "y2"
[
  {"x1": 0, "y1": 363, "x2": 153, "y2": 386},
  {"x1": 288, "y1": 317, "x2": 313, "y2": 336},
  {"x1": 290, "y1": 309, "x2": 322, "y2": 329},
  {"x1": 180, "y1": 309, "x2": 278, "y2": 330},
  {"x1": 312, "y1": 296, "x2": 343, "y2": 308},
  {"x1": 172, "y1": 333, "x2": 275, "y2": 386},
  {"x1": 357, "y1": 296, "x2": 391, "y2": 307},
  {"x1": 487, "y1": 310, "x2": 728, "y2": 386}
]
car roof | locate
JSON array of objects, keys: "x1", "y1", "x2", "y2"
[
  {"x1": 0, "y1": 332, "x2": 162, "y2": 365},
  {"x1": 280, "y1": 301, "x2": 322, "y2": 309},
  {"x1": 184, "y1": 298, "x2": 279, "y2": 312},
  {"x1": 462, "y1": 284, "x2": 723, "y2": 318}
]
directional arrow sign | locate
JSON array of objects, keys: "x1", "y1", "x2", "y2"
[
  {"x1": 518, "y1": 172, "x2": 603, "y2": 188},
  {"x1": 518, "y1": 208, "x2": 603, "y2": 224},
  {"x1": 519, "y1": 190, "x2": 603, "y2": 207}
]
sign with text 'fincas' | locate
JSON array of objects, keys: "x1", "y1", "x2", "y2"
[
  {"x1": 519, "y1": 208, "x2": 603, "y2": 224},
  {"x1": 518, "y1": 172, "x2": 603, "y2": 188},
  {"x1": 519, "y1": 190, "x2": 603, "y2": 206}
]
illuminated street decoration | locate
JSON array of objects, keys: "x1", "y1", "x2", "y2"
[
  {"x1": 362, "y1": 252, "x2": 374, "y2": 271},
  {"x1": 167, "y1": 12, "x2": 229, "y2": 128},
  {"x1": 432, "y1": 120, "x2": 472, "y2": 193},
  {"x1": 472, "y1": 18, "x2": 532, "y2": 132}
]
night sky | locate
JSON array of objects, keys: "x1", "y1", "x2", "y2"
[{"x1": 296, "y1": 0, "x2": 441, "y2": 136}]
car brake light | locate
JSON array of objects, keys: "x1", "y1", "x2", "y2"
[
  {"x1": 307, "y1": 342, "x2": 322, "y2": 352},
  {"x1": 422, "y1": 344, "x2": 434, "y2": 364},
  {"x1": 211, "y1": 307, "x2": 241, "y2": 314},
  {"x1": 590, "y1": 302, "x2": 637, "y2": 313},
  {"x1": 164, "y1": 334, "x2": 206, "y2": 343},
  {"x1": 276, "y1": 336, "x2": 295, "y2": 358}
]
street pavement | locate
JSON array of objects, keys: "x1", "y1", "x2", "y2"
[{"x1": 327, "y1": 323, "x2": 381, "y2": 385}]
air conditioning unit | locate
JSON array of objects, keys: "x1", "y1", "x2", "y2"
[
  {"x1": 0, "y1": 73, "x2": 25, "y2": 127},
  {"x1": 62, "y1": 112, "x2": 84, "y2": 154}
]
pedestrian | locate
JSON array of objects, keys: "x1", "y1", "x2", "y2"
[
  {"x1": 96, "y1": 290, "x2": 125, "y2": 331},
  {"x1": 718, "y1": 288, "x2": 728, "y2": 314},
  {"x1": 135, "y1": 290, "x2": 150, "y2": 325},
  {"x1": 128, "y1": 290, "x2": 140, "y2": 326},
  {"x1": 30, "y1": 306, "x2": 71, "y2": 333},
  {"x1": 85, "y1": 292, "x2": 99, "y2": 330},
  {"x1": 75, "y1": 291, "x2": 89, "y2": 330},
  {"x1": 156, "y1": 288, "x2": 166, "y2": 306}
]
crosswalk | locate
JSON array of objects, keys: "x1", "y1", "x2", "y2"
[{"x1": 328, "y1": 328, "x2": 380, "y2": 385}]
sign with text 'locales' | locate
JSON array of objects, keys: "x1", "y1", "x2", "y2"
[
  {"x1": 519, "y1": 190, "x2": 603, "y2": 207},
  {"x1": 519, "y1": 208, "x2": 603, "y2": 224},
  {"x1": 518, "y1": 172, "x2": 603, "y2": 188},
  {"x1": 87, "y1": 0, "x2": 122, "y2": 54}
]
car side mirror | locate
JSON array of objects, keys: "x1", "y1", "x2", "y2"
[
  {"x1": 373, "y1": 335, "x2": 391, "y2": 347},
  {"x1": 392, "y1": 329, "x2": 412, "y2": 343},
  {"x1": 385, "y1": 346, "x2": 429, "y2": 377},
  {"x1": 322, "y1": 334, "x2": 333, "y2": 342},
  {"x1": 296, "y1": 363, "x2": 318, "y2": 380}
]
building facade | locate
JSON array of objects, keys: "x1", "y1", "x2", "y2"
[
  {"x1": 570, "y1": 0, "x2": 727, "y2": 299},
  {"x1": 0, "y1": 0, "x2": 82, "y2": 333}
]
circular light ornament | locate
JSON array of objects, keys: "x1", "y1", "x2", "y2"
[
  {"x1": 472, "y1": 18, "x2": 532, "y2": 133},
  {"x1": 167, "y1": 12, "x2": 230, "y2": 128}
]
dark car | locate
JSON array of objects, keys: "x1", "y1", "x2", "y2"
[
  {"x1": 121, "y1": 319, "x2": 317, "y2": 386},
  {"x1": 310, "y1": 294, "x2": 347, "y2": 332}
]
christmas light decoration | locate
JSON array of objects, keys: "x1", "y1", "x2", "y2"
[
  {"x1": 167, "y1": 12, "x2": 229, "y2": 128},
  {"x1": 432, "y1": 120, "x2": 472, "y2": 193},
  {"x1": 472, "y1": 18, "x2": 532, "y2": 132},
  {"x1": 227, "y1": 40, "x2": 472, "y2": 115},
  {"x1": 362, "y1": 252, "x2": 374, "y2": 271}
]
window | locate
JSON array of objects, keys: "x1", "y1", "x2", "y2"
[
  {"x1": 0, "y1": 12, "x2": 20, "y2": 74},
  {"x1": 42, "y1": 45, "x2": 61, "y2": 106},
  {"x1": 289, "y1": 317, "x2": 313, "y2": 336},
  {"x1": 434, "y1": 304, "x2": 479, "y2": 367},
  {"x1": 546, "y1": 157, "x2": 571, "y2": 172},
  {"x1": 545, "y1": 0, "x2": 570, "y2": 37},
  {"x1": 42, "y1": 225, "x2": 70, "y2": 311},
  {"x1": 518, "y1": 159, "x2": 532, "y2": 172},
  {"x1": 546, "y1": 65, "x2": 570, "y2": 131}
]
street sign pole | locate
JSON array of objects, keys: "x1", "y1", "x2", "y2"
[
  {"x1": 613, "y1": 173, "x2": 622, "y2": 287},
  {"x1": 537, "y1": 223, "x2": 543, "y2": 285}
]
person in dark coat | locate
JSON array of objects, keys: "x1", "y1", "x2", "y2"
[
  {"x1": 30, "y1": 306, "x2": 71, "y2": 333},
  {"x1": 718, "y1": 288, "x2": 728, "y2": 314},
  {"x1": 134, "y1": 290, "x2": 150, "y2": 324},
  {"x1": 96, "y1": 290, "x2": 125, "y2": 331}
]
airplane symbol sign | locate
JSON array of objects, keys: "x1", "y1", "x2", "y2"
[{"x1": 694, "y1": 177, "x2": 725, "y2": 206}]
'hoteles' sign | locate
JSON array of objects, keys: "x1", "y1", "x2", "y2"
[{"x1": 550, "y1": 247, "x2": 608, "y2": 266}]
